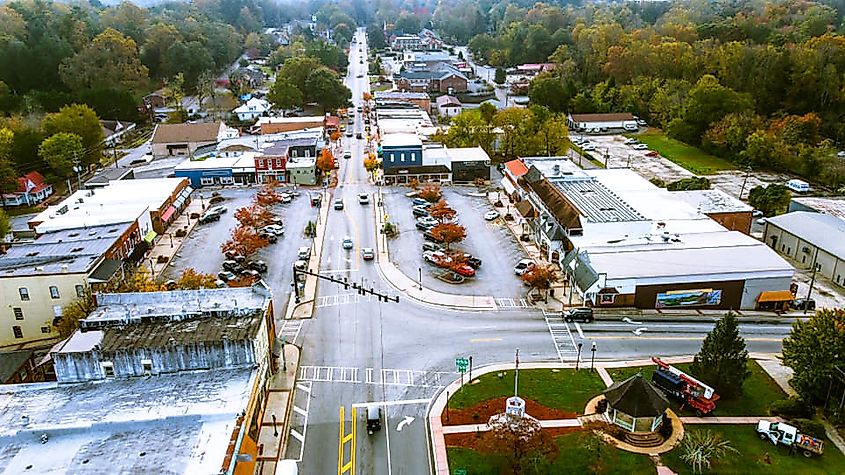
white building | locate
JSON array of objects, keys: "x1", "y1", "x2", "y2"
[
  {"x1": 764, "y1": 211, "x2": 845, "y2": 287},
  {"x1": 233, "y1": 97, "x2": 271, "y2": 122},
  {"x1": 436, "y1": 95, "x2": 462, "y2": 118},
  {"x1": 566, "y1": 113, "x2": 637, "y2": 132}
]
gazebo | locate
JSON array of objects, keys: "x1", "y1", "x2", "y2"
[{"x1": 602, "y1": 374, "x2": 670, "y2": 434}]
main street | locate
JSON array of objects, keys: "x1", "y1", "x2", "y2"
[{"x1": 286, "y1": 28, "x2": 793, "y2": 475}]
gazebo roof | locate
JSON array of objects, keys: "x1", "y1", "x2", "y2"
[{"x1": 603, "y1": 374, "x2": 670, "y2": 418}]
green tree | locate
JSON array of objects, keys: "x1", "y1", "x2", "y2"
[
  {"x1": 394, "y1": 12, "x2": 421, "y2": 34},
  {"x1": 666, "y1": 177, "x2": 711, "y2": 191},
  {"x1": 268, "y1": 78, "x2": 303, "y2": 111},
  {"x1": 529, "y1": 74, "x2": 569, "y2": 113},
  {"x1": 494, "y1": 67, "x2": 506, "y2": 85},
  {"x1": 59, "y1": 28, "x2": 149, "y2": 92},
  {"x1": 669, "y1": 75, "x2": 753, "y2": 145},
  {"x1": 38, "y1": 132, "x2": 84, "y2": 179},
  {"x1": 0, "y1": 208, "x2": 9, "y2": 238},
  {"x1": 278, "y1": 56, "x2": 324, "y2": 93},
  {"x1": 747, "y1": 184, "x2": 791, "y2": 217},
  {"x1": 0, "y1": 127, "x2": 17, "y2": 208},
  {"x1": 305, "y1": 68, "x2": 351, "y2": 112},
  {"x1": 41, "y1": 104, "x2": 103, "y2": 165},
  {"x1": 333, "y1": 23, "x2": 354, "y2": 44},
  {"x1": 782, "y1": 308, "x2": 845, "y2": 405},
  {"x1": 367, "y1": 24, "x2": 386, "y2": 49},
  {"x1": 690, "y1": 312, "x2": 749, "y2": 400}
]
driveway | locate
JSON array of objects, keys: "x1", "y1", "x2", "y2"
[
  {"x1": 382, "y1": 186, "x2": 528, "y2": 298},
  {"x1": 165, "y1": 186, "x2": 318, "y2": 321}
]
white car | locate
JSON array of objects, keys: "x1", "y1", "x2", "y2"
[
  {"x1": 632, "y1": 144, "x2": 649, "y2": 150},
  {"x1": 514, "y1": 259, "x2": 535, "y2": 276},
  {"x1": 280, "y1": 193, "x2": 292, "y2": 204},
  {"x1": 756, "y1": 218, "x2": 767, "y2": 225},
  {"x1": 484, "y1": 210, "x2": 500, "y2": 221},
  {"x1": 260, "y1": 224, "x2": 285, "y2": 236},
  {"x1": 582, "y1": 144, "x2": 596, "y2": 151},
  {"x1": 358, "y1": 193, "x2": 369, "y2": 204},
  {"x1": 342, "y1": 236, "x2": 353, "y2": 249},
  {"x1": 297, "y1": 247, "x2": 311, "y2": 260},
  {"x1": 624, "y1": 138, "x2": 639, "y2": 145},
  {"x1": 417, "y1": 216, "x2": 438, "y2": 227},
  {"x1": 207, "y1": 205, "x2": 227, "y2": 215}
]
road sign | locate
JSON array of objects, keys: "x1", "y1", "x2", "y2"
[{"x1": 456, "y1": 357, "x2": 469, "y2": 374}]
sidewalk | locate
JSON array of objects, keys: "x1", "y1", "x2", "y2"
[
  {"x1": 593, "y1": 307, "x2": 811, "y2": 323},
  {"x1": 256, "y1": 344, "x2": 301, "y2": 473},
  {"x1": 372, "y1": 199, "x2": 496, "y2": 311},
  {"x1": 285, "y1": 189, "x2": 331, "y2": 320},
  {"x1": 144, "y1": 197, "x2": 205, "y2": 279}
]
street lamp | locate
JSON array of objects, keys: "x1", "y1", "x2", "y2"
[
  {"x1": 590, "y1": 342, "x2": 597, "y2": 372},
  {"x1": 169, "y1": 234, "x2": 174, "y2": 248},
  {"x1": 576, "y1": 342, "x2": 583, "y2": 370},
  {"x1": 418, "y1": 267, "x2": 422, "y2": 290},
  {"x1": 271, "y1": 412, "x2": 278, "y2": 437}
]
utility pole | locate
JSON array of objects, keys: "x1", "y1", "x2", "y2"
[
  {"x1": 805, "y1": 247, "x2": 820, "y2": 314},
  {"x1": 514, "y1": 348, "x2": 520, "y2": 397},
  {"x1": 739, "y1": 166, "x2": 753, "y2": 200}
]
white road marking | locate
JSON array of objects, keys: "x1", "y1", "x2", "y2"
[
  {"x1": 495, "y1": 297, "x2": 531, "y2": 309},
  {"x1": 351, "y1": 398, "x2": 432, "y2": 408},
  {"x1": 298, "y1": 366, "x2": 451, "y2": 387},
  {"x1": 290, "y1": 428, "x2": 305, "y2": 442},
  {"x1": 396, "y1": 416, "x2": 414, "y2": 432},
  {"x1": 280, "y1": 320, "x2": 304, "y2": 344},
  {"x1": 288, "y1": 380, "x2": 312, "y2": 462},
  {"x1": 574, "y1": 322, "x2": 585, "y2": 339},
  {"x1": 543, "y1": 311, "x2": 579, "y2": 363}
]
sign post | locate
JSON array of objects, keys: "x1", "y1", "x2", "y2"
[{"x1": 456, "y1": 357, "x2": 469, "y2": 392}]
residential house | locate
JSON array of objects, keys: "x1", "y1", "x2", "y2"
[
  {"x1": 255, "y1": 136, "x2": 319, "y2": 184},
  {"x1": 763, "y1": 211, "x2": 845, "y2": 287},
  {"x1": 391, "y1": 35, "x2": 423, "y2": 50},
  {"x1": 516, "y1": 63, "x2": 557, "y2": 77},
  {"x1": 150, "y1": 122, "x2": 236, "y2": 159},
  {"x1": 100, "y1": 120, "x2": 136, "y2": 147},
  {"x1": 395, "y1": 63, "x2": 468, "y2": 94},
  {"x1": 436, "y1": 95, "x2": 462, "y2": 118},
  {"x1": 2, "y1": 172, "x2": 53, "y2": 207},
  {"x1": 231, "y1": 67, "x2": 266, "y2": 88},
  {"x1": 418, "y1": 28, "x2": 443, "y2": 49},
  {"x1": 233, "y1": 97, "x2": 271, "y2": 122}
]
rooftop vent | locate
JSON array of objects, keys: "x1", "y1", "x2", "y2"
[
  {"x1": 26, "y1": 251, "x2": 39, "y2": 257},
  {"x1": 68, "y1": 232, "x2": 79, "y2": 237},
  {"x1": 71, "y1": 247, "x2": 84, "y2": 253}
]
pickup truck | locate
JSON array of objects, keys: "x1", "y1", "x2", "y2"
[{"x1": 756, "y1": 420, "x2": 824, "y2": 458}]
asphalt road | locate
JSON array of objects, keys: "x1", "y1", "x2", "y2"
[{"x1": 286, "y1": 29, "x2": 792, "y2": 475}]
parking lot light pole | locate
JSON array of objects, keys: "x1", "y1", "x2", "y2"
[
  {"x1": 590, "y1": 342, "x2": 597, "y2": 372},
  {"x1": 576, "y1": 342, "x2": 583, "y2": 370},
  {"x1": 418, "y1": 267, "x2": 422, "y2": 290}
]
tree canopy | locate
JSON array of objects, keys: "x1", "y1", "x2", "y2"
[{"x1": 782, "y1": 308, "x2": 845, "y2": 405}]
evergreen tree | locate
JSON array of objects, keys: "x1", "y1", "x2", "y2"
[{"x1": 690, "y1": 312, "x2": 749, "y2": 400}]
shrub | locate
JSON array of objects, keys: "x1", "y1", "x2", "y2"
[
  {"x1": 791, "y1": 418, "x2": 825, "y2": 438},
  {"x1": 768, "y1": 397, "x2": 814, "y2": 419}
]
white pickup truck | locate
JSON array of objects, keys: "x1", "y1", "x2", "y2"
[{"x1": 756, "y1": 420, "x2": 824, "y2": 458}]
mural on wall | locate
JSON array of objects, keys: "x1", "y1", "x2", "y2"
[{"x1": 655, "y1": 288, "x2": 722, "y2": 308}]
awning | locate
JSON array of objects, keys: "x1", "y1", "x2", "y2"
[
  {"x1": 173, "y1": 196, "x2": 186, "y2": 209},
  {"x1": 500, "y1": 177, "x2": 517, "y2": 195},
  {"x1": 757, "y1": 290, "x2": 795, "y2": 303},
  {"x1": 515, "y1": 200, "x2": 536, "y2": 218},
  {"x1": 161, "y1": 205, "x2": 176, "y2": 222},
  {"x1": 143, "y1": 230, "x2": 157, "y2": 243},
  {"x1": 88, "y1": 259, "x2": 123, "y2": 283}
]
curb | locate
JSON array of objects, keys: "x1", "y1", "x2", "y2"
[
  {"x1": 593, "y1": 314, "x2": 806, "y2": 324},
  {"x1": 278, "y1": 343, "x2": 301, "y2": 458}
]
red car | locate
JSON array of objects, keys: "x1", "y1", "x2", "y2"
[
  {"x1": 451, "y1": 264, "x2": 476, "y2": 277},
  {"x1": 645, "y1": 151, "x2": 659, "y2": 157}
]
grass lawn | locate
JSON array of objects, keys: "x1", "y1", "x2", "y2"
[
  {"x1": 662, "y1": 424, "x2": 845, "y2": 474},
  {"x1": 630, "y1": 130, "x2": 735, "y2": 175},
  {"x1": 448, "y1": 432, "x2": 655, "y2": 474},
  {"x1": 448, "y1": 369, "x2": 605, "y2": 413},
  {"x1": 607, "y1": 360, "x2": 786, "y2": 416},
  {"x1": 568, "y1": 141, "x2": 606, "y2": 169}
]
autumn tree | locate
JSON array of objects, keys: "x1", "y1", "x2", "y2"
[
  {"x1": 120, "y1": 267, "x2": 165, "y2": 292},
  {"x1": 782, "y1": 308, "x2": 845, "y2": 404},
  {"x1": 430, "y1": 223, "x2": 466, "y2": 250},
  {"x1": 255, "y1": 184, "x2": 282, "y2": 206},
  {"x1": 227, "y1": 274, "x2": 259, "y2": 288},
  {"x1": 235, "y1": 204, "x2": 274, "y2": 228},
  {"x1": 0, "y1": 209, "x2": 9, "y2": 237},
  {"x1": 362, "y1": 92, "x2": 372, "y2": 102},
  {"x1": 59, "y1": 28, "x2": 149, "y2": 91},
  {"x1": 428, "y1": 199, "x2": 457, "y2": 222},
  {"x1": 41, "y1": 104, "x2": 104, "y2": 165},
  {"x1": 363, "y1": 154, "x2": 380, "y2": 175},
  {"x1": 478, "y1": 414, "x2": 556, "y2": 474},
  {"x1": 330, "y1": 130, "x2": 341, "y2": 142},
  {"x1": 690, "y1": 312, "x2": 749, "y2": 400},
  {"x1": 316, "y1": 148, "x2": 335, "y2": 174},
  {"x1": 417, "y1": 184, "x2": 443, "y2": 203},
  {"x1": 38, "y1": 132, "x2": 84, "y2": 179},
  {"x1": 221, "y1": 225, "x2": 270, "y2": 257},
  {"x1": 56, "y1": 287, "x2": 96, "y2": 338},
  {"x1": 521, "y1": 264, "x2": 558, "y2": 301},
  {"x1": 174, "y1": 268, "x2": 218, "y2": 289}
]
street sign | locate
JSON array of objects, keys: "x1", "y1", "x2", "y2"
[{"x1": 456, "y1": 357, "x2": 469, "y2": 374}]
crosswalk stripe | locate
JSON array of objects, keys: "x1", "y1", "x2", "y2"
[{"x1": 299, "y1": 365, "x2": 452, "y2": 387}]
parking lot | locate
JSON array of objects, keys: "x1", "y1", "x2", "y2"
[
  {"x1": 382, "y1": 186, "x2": 528, "y2": 297},
  {"x1": 165, "y1": 186, "x2": 319, "y2": 320},
  {"x1": 585, "y1": 135, "x2": 790, "y2": 199}
]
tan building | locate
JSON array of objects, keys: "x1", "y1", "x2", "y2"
[
  {"x1": 150, "y1": 122, "x2": 234, "y2": 158},
  {"x1": 0, "y1": 224, "x2": 134, "y2": 348},
  {"x1": 256, "y1": 116, "x2": 325, "y2": 134}
]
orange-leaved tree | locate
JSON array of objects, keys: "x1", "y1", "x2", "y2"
[
  {"x1": 255, "y1": 182, "x2": 282, "y2": 206},
  {"x1": 417, "y1": 183, "x2": 442, "y2": 203},
  {"x1": 221, "y1": 225, "x2": 270, "y2": 257},
  {"x1": 430, "y1": 222, "x2": 466, "y2": 250},
  {"x1": 521, "y1": 264, "x2": 558, "y2": 301},
  {"x1": 428, "y1": 199, "x2": 456, "y2": 222},
  {"x1": 226, "y1": 275, "x2": 259, "y2": 288},
  {"x1": 363, "y1": 154, "x2": 380, "y2": 174},
  {"x1": 330, "y1": 130, "x2": 342, "y2": 142},
  {"x1": 175, "y1": 268, "x2": 218, "y2": 289},
  {"x1": 362, "y1": 92, "x2": 372, "y2": 102},
  {"x1": 235, "y1": 204, "x2": 274, "y2": 228},
  {"x1": 317, "y1": 147, "x2": 335, "y2": 173}
]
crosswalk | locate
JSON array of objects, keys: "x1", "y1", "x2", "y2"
[
  {"x1": 495, "y1": 297, "x2": 532, "y2": 309},
  {"x1": 280, "y1": 320, "x2": 304, "y2": 344},
  {"x1": 315, "y1": 293, "x2": 382, "y2": 308},
  {"x1": 285, "y1": 381, "x2": 312, "y2": 462},
  {"x1": 297, "y1": 365, "x2": 452, "y2": 388},
  {"x1": 543, "y1": 311, "x2": 580, "y2": 363}
]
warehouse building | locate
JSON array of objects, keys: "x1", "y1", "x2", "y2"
[{"x1": 764, "y1": 211, "x2": 845, "y2": 287}]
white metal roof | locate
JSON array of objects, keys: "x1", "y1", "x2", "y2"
[{"x1": 766, "y1": 211, "x2": 845, "y2": 259}]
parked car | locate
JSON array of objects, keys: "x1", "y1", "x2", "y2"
[
  {"x1": 199, "y1": 212, "x2": 220, "y2": 224},
  {"x1": 280, "y1": 193, "x2": 293, "y2": 204},
  {"x1": 343, "y1": 151, "x2": 352, "y2": 159},
  {"x1": 412, "y1": 206, "x2": 430, "y2": 217},
  {"x1": 240, "y1": 269, "x2": 261, "y2": 279},
  {"x1": 356, "y1": 132, "x2": 363, "y2": 139},
  {"x1": 623, "y1": 138, "x2": 639, "y2": 145},
  {"x1": 217, "y1": 271, "x2": 237, "y2": 282},
  {"x1": 422, "y1": 242, "x2": 442, "y2": 252},
  {"x1": 222, "y1": 260, "x2": 243, "y2": 273},
  {"x1": 258, "y1": 231, "x2": 278, "y2": 243},
  {"x1": 514, "y1": 259, "x2": 535, "y2": 275},
  {"x1": 752, "y1": 210, "x2": 763, "y2": 217},
  {"x1": 207, "y1": 205, "x2": 227, "y2": 215},
  {"x1": 416, "y1": 221, "x2": 435, "y2": 231},
  {"x1": 260, "y1": 224, "x2": 285, "y2": 236},
  {"x1": 462, "y1": 254, "x2": 482, "y2": 269},
  {"x1": 582, "y1": 143, "x2": 596, "y2": 151},
  {"x1": 791, "y1": 298, "x2": 816, "y2": 311},
  {"x1": 342, "y1": 236, "x2": 353, "y2": 249},
  {"x1": 297, "y1": 247, "x2": 311, "y2": 260},
  {"x1": 423, "y1": 230, "x2": 443, "y2": 243},
  {"x1": 214, "y1": 279, "x2": 227, "y2": 288},
  {"x1": 247, "y1": 260, "x2": 267, "y2": 273},
  {"x1": 294, "y1": 259, "x2": 308, "y2": 271},
  {"x1": 361, "y1": 248, "x2": 375, "y2": 260},
  {"x1": 416, "y1": 216, "x2": 438, "y2": 227},
  {"x1": 334, "y1": 198, "x2": 344, "y2": 210},
  {"x1": 412, "y1": 198, "x2": 430, "y2": 207},
  {"x1": 645, "y1": 151, "x2": 659, "y2": 157},
  {"x1": 636, "y1": 119, "x2": 648, "y2": 126},
  {"x1": 422, "y1": 250, "x2": 445, "y2": 264},
  {"x1": 346, "y1": 130, "x2": 353, "y2": 137},
  {"x1": 358, "y1": 193, "x2": 369, "y2": 204},
  {"x1": 563, "y1": 307, "x2": 594, "y2": 323},
  {"x1": 632, "y1": 144, "x2": 649, "y2": 150},
  {"x1": 484, "y1": 210, "x2": 500, "y2": 221}
]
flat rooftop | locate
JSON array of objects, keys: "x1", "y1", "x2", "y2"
[
  {"x1": 0, "y1": 368, "x2": 255, "y2": 474},
  {"x1": 791, "y1": 196, "x2": 845, "y2": 220},
  {"x1": 174, "y1": 153, "x2": 257, "y2": 171},
  {"x1": 766, "y1": 211, "x2": 845, "y2": 259},
  {"x1": 555, "y1": 178, "x2": 645, "y2": 223},
  {"x1": 382, "y1": 133, "x2": 423, "y2": 147},
  {"x1": 672, "y1": 189, "x2": 753, "y2": 214}
]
